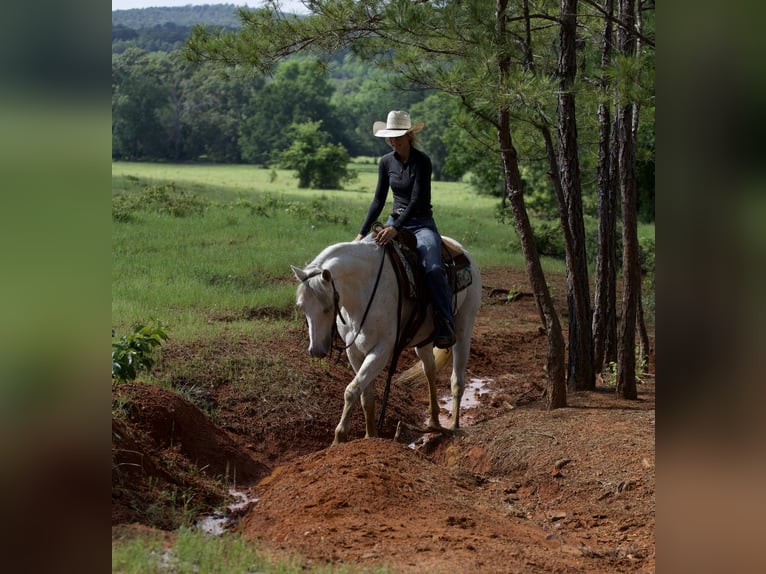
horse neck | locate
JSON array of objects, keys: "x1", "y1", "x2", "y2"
[{"x1": 322, "y1": 243, "x2": 388, "y2": 316}]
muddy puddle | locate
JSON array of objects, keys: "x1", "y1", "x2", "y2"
[
  {"x1": 437, "y1": 376, "x2": 493, "y2": 427},
  {"x1": 397, "y1": 377, "x2": 494, "y2": 449},
  {"x1": 196, "y1": 490, "x2": 258, "y2": 535}
]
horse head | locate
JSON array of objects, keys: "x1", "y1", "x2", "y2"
[{"x1": 292, "y1": 265, "x2": 336, "y2": 358}]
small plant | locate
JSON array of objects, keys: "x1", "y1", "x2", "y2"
[
  {"x1": 604, "y1": 361, "x2": 618, "y2": 387},
  {"x1": 233, "y1": 198, "x2": 270, "y2": 217},
  {"x1": 112, "y1": 322, "x2": 169, "y2": 383},
  {"x1": 636, "y1": 345, "x2": 649, "y2": 375},
  {"x1": 603, "y1": 345, "x2": 647, "y2": 386}
]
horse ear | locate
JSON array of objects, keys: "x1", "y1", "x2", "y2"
[
  {"x1": 291, "y1": 265, "x2": 308, "y2": 282},
  {"x1": 321, "y1": 268, "x2": 332, "y2": 282}
]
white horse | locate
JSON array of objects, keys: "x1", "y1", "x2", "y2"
[{"x1": 291, "y1": 238, "x2": 482, "y2": 445}]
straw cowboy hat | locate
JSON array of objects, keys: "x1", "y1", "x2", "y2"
[{"x1": 372, "y1": 110, "x2": 425, "y2": 137}]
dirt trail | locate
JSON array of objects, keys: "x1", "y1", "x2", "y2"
[{"x1": 112, "y1": 267, "x2": 655, "y2": 573}]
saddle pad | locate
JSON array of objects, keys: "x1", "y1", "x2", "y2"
[
  {"x1": 390, "y1": 240, "x2": 418, "y2": 298},
  {"x1": 455, "y1": 265, "x2": 473, "y2": 292},
  {"x1": 387, "y1": 231, "x2": 473, "y2": 300},
  {"x1": 440, "y1": 239, "x2": 473, "y2": 294}
]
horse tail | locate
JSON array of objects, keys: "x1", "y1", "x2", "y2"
[{"x1": 396, "y1": 347, "x2": 453, "y2": 389}]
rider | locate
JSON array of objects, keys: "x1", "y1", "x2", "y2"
[{"x1": 354, "y1": 110, "x2": 456, "y2": 349}]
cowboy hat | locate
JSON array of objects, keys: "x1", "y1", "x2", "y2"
[{"x1": 372, "y1": 110, "x2": 425, "y2": 137}]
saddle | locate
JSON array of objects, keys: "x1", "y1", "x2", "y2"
[{"x1": 378, "y1": 225, "x2": 473, "y2": 347}]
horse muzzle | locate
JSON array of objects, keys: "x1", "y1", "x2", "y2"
[{"x1": 309, "y1": 344, "x2": 328, "y2": 359}]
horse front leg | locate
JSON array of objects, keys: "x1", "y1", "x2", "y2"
[
  {"x1": 334, "y1": 377, "x2": 362, "y2": 445},
  {"x1": 333, "y1": 347, "x2": 389, "y2": 445}
]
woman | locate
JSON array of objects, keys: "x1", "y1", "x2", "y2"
[{"x1": 354, "y1": 110, "x2": 455, "y2": 349}]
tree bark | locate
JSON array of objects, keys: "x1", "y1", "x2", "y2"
[
  {"x1": 631, "y1": 0, "x2": 650, "y2": 373},
  {"x1": 500, "y1": 119, "x2": 567, "y2": 409},
  {"x1": 615, "y1": 0, "x2": 639, "y2": 399},
  {"x1": 592, "y1": 0, "x2": 618, "y2": 372},
  {"x1": 497, "y1": 0, "x2": 566, "y2": 408},
  {"x1": 557, "y1": 0, "x2": 595, "y2": 391}
]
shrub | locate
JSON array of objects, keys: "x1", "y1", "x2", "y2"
[
  {"x1": 141, "y1": 182, "x2": 208, "y2": 217},
  {"x1": 277, "y1": 120, "x2": 357, "y2": 190},
  {"x1": 112, "y1": 322, "x2": 169, "y2": 383},
  {"x1": 112, "y1": 182, "x2": 208, "y2": 222}
]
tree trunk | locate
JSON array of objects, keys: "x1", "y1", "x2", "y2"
[
  {"x1": 500, "y1": 120, "x2": 567, "y2": 409},
  {"x1": 631, "y1": 0, "x2": 650, "y2": 374},
  {"x1": 592, "y1": 0, "x2": 617, "y2": 373},
  {"x1": 593, "y1": 101, "x2": 618, "y2": 372},
  {"x1": 497, "y1": 0, "x2": 566, "y2": 408},
  {"x1": 557, "y1": 0, "x2": 595, "y2": 391},
  {"x1": 615, "y1": 0, "x2": 639, "y2": 400}
]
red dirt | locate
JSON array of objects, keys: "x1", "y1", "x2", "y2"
[{"x1": 112, "y1": 266, "x2": 655, "y2": 573}]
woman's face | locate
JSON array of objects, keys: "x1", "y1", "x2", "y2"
[{"x1": 388, "y1": 134, "x2": 410, "y2": 155}]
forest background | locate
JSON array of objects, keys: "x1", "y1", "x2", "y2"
[
  {"x1": 112, "y1": 3, "x2": 654, "y2": 226},
  {"x1": 113, "y1": 0, "x2": 656, "y2": 412}
]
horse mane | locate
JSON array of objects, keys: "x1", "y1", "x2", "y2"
[
  {"x1": 300, "y1": 241, "x2": 370, "y2": 299},
  {"x1": 307, "y1": 241, "x2": 378, "y2": 273}
]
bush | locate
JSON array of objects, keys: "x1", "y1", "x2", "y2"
[
  {"x1": 638, "y1": 236, "x2": 655, "y2": 276},
  {"x1": 112, "y1": 182, "x2": 208, "y2": 221},
  {"x1": 532, "y1": 219, "x2": 566, "y2": 258},
  {"x1": 277, "y1": 121, "x2": 357, "y2": 190},
  {"x1": 112, "y1": 322, "x2": 169, "y2": 383}
]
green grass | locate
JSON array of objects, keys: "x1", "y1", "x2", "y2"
[
  {"x1": 111, "y1": 161, "x2": 549, "y2": 338},
  {"x1": 112, "y1": 527, "x2": 393, "y2": 573},
  {"x1": 112, "y1": 160, "x2": 653, "y2": 339}
]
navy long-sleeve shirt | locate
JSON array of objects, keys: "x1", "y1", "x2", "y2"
[{"x1": 358, "y1": 147, "x2": 433, "y2": 236}]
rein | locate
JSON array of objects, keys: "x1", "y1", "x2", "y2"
[
  {"x1": 328, "y1": 247, "x2": 387, "y2": 357},
  {"x1": 377, "y1": 243, "x2": 405, "y2": 433}
]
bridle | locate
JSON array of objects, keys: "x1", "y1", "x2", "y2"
[{"x1": 301, "y1": 242, "x2": 409, "y2": 432}]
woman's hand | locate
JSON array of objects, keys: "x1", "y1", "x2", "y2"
[
  {"x1": 354, "y1": 234, "x2": 364, "y2": 242},
  {"x1": 374, "y1": 226, "x2": 398, "y2": 245}
]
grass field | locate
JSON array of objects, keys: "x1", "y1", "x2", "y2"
[
  {"x1": 112, "y1": 159, "x2": 654, "y2": 337},
  {"x1": 112, "y1": 160, "x2": 544, "y2": 338}
]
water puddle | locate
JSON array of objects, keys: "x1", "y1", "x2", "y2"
[
  {"x1": 196, "y1": 489, "x2": 258, "y2": 535},
  {"x1": 438, "y1": 377, "x2": 493, "y2": 427},
  {"x1": 399, "y1": 377, "x2": 495, "y2": 449}
]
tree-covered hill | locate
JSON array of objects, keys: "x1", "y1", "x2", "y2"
[
  {"x1": 112, "y1": 4, "x2": 244, "y2": 29},
  {"x1": 112, "y1": 4, "x2": 246, "y2": 53}
]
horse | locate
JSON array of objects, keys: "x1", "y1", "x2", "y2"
[{"x1": 291, "y1": 238, "x2": 482, "y2": 445}]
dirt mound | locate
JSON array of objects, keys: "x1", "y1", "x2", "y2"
[
  {"x1": 234, "y1": 389, "x2": 654, "y2": 573},
  {"x1": 112, "y1": 383, "x2": 270, "y2": 528},
  {"x1": 238, "y1": 438, "x2": 570, "y2": 573}
]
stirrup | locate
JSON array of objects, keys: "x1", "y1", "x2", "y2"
[{"x1": 433, "y1": 323, "x2": 455, "y2": 349}]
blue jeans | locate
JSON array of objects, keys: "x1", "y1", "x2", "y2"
[
  {"x1": 386, "y1": 216, "x2": 442, "y2": 274},
  {"x1": 385, "y1": 216, "x2": 454, "y2": 327}
]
